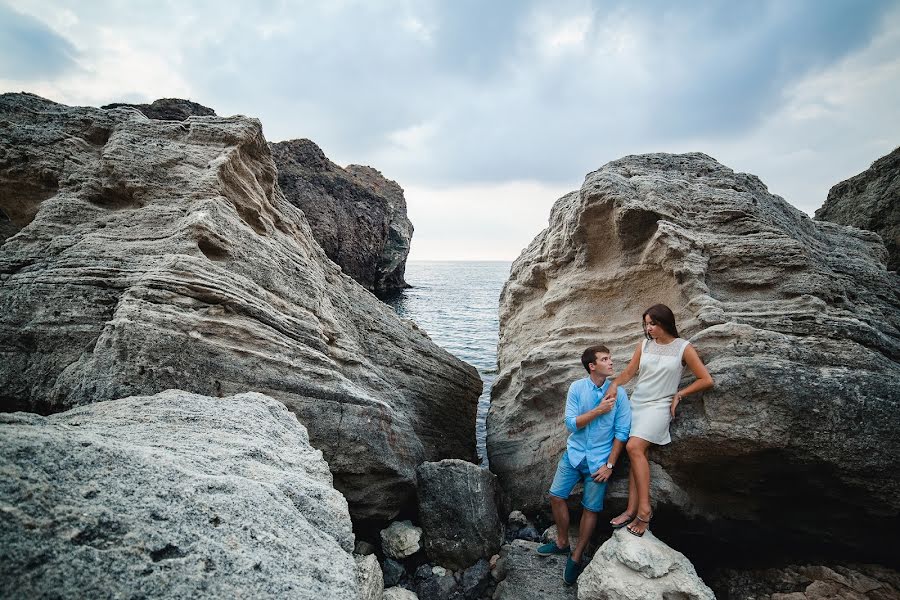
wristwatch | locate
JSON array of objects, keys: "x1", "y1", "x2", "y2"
[{"x1": 606, "y1": 462, "x2": 614, "y2": 470}]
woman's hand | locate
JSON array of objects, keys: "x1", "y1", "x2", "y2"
[
  {"x1": 670, "y1": 392, "x2": 684, "y2": 419},
  {"x1": 602, "y1": 381, "x2": 618, "y2": 402}
]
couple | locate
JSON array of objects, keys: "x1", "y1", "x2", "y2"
[{"x1": 536, "y1": 304, "x2": 714, "y2": 585}]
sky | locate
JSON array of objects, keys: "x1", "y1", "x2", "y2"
[{"x1": 2, "y1": 1, "x2": 898, "y2": 260}]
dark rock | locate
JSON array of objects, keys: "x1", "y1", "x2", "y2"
[
  {"x1": 383, "y1": 558, "x2": 406, "y2": 588},
  {"x1": 415, "y1": 563, "x2": 435, "y2": 581},
  {"x1": 416, "y1": 459, "x2": 503, "y2": 571},
  {"x1": 493, "y1": 541, "x2": 575, "y2": 600},
  {"x1": 515, "y1": 527, "x2": 541, "y2": 542},
  {"x1": 270, "y1": 138, "x2": 413, "y2": 296},
  {"x1": 709, "y1": 563, "x2": 900, "y2": 600},
  {"x1": 816, "y1": 146, "x2": 899, "y2": 271},
  {"x1": 416, "y1": 574, "x2": 460, "y2": 600},
  {"x1": 102, "y1": 97, "x2": 216, "y2": 120},
  {"x1": 460, "y1": 559, "x2": 491, "y2": 600}
]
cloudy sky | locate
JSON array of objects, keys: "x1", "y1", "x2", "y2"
[{"x1": 2, "y1": 1, "x2": 898, "y2": 260}]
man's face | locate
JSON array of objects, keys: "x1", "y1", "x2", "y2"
[{"x1": 592, "y1": 352, "x2": 613, "y2": 377}]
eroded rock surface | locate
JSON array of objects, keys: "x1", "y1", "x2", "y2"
[
  {"x1": 710, "y1": 563, "x2": 900, "y2": 600},
  {"x1": 815, "y1": 146, "x2": 899, "y2": 271},
  {"x1": 0, "y1": 391, "x2": 358, "y2": 599},
  {"x1": 270, "y1": 138, "x2": 413, "y2": 295},
  {"x1": 0, "y1": 93, "x2": 481, "y2": 520},
  {"x1": 486, "y1": 153, "x2": 900, "y2": 561},
  {"x1": 101, "y1": 97, "x2": 217, "y2": 121}
]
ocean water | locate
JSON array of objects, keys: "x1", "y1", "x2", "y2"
[{"x1": 387, "y1": 260, "x2": 512, "y2": 466}]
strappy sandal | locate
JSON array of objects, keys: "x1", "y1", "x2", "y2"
[
  {"x1": 626, "y1": 512, "x2": 652, "y2": 537},
  {"x1": 610, "y1": 512, "x2": 634, "y2": 529}
]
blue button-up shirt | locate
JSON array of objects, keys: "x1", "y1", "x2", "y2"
[{"x1": 564, "y1": 377, "x2": 632, "y2": 472}]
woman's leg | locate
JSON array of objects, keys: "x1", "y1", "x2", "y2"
[
  {"x1": 609, "y1": 468, "x2": 638, "y2": 526},
  {"x1": 625, "y1": 436, "x2": 653, "y2": 535}
]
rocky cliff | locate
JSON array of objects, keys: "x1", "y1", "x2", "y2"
[
  {"x1": 815, "y1": 146, "x2": 899, "y2": 272},
  {"x1": 0, "y1": 92, "x2": 481, "y2": 520},
  {"x1": 101, "y1": 97, "x2": 217, "y2": 121},
  {"x1": 270, "y1": 139, "x2": 413, "y2": 296},
  {"x1": 0, "y1": 391, "x2": 360, "y2": 599},
  {"x1": 486, "y1": 153, "x2": 899, "y2": 563}
]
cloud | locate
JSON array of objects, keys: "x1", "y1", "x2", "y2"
[{"x1": 0, "y1": 3, "x2": 78, "y2": 79}]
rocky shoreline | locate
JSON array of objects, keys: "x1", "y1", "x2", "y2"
[{"x1": 1, "y1": 93, "x2": 898, "y2": 599}]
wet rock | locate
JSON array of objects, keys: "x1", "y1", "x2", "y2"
[
  {"x1": 577, "y1": 529, "x2": 714, "y2": 599},
  {"x1": 0, "y1": 390, "x2": 359, "y2": 599},
  {"x1": 417, "y1": 459, "x2": 503, "y2": 570},
  {"x1": 382, "y1": 521, "x2": 423, "y2": 560},
  {"x1": 0, "y1": 92, "x2": 481, "y2": 521},
  {"x1": 493, "y1": 540, "x2": 575, "y2": 600},
  {"x1": 270, "y1": 138, "x2": 413, "y2": 295}
]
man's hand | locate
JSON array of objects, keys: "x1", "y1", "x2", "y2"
[
  {"x1": 592, "y1": 465, "x2": 612, "y2": 482},
  {"x1": 595, "y1": 395, "x2": 616, "y2": 415}
]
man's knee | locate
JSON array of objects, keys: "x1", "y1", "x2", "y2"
[{"x1": 549, "y1": 494, "x2": 567, "y2": 508}]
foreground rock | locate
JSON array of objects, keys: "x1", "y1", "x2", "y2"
[
  {"x1": 815, "y1": 146, "x2": 899, "y2": 271},
  {"x1": 417, "y1": 459, "x2": 503, "y2": 570},
  {"x1": 0, "y1": 391, "x2": 358, "y2": 599},
  {"x1": 486, "y1": 153, "x2": 900, "y2": 561},
  {"x1": 270, "y1": 138, "x2": 413, "y2": 295},
  {"x1": 381, "y1": 520, "x2": 423, "y2": 560},
  {"x1": 577, "y1": 529, "x2": 714, "y2": 600},
  {"x1": 493, "y1": 540, "x2": 576, "y2": 600},
  {"x1": 101, "y1": 97, "x2": 217, "y2": 120},
  {"x1": 710, "y1": 563, "x2": 900, "y2": 599},
  {"x1": 0, "y1": 93, "x2": 481, "y2": 520}
]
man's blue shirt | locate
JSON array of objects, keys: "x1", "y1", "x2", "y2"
[{"x1": 564, "y1": 377, "x2": 632, "y2": 472}]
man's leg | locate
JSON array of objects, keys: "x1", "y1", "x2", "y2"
[
  {"x1": 626, "y1": 437, "x2": 653, "y2": 535},
  {"x1": 570, "y1": 508, "x2": 597, "y2": 563},
  {"x1": 539, "y1": 452, "x2": 578, "y2": 555},
  {"x1": 550, "y1": 495, "x2": 570, "y2": 549}
]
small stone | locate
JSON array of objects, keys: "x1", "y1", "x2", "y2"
[
  {"x1": 507, "y1": 511, "x2": 529, "y2": 528},
  {"x1": 381, "y1": 520, "x2": 423, "y2": 559},
  {"x1": 416, "y1": 574, "x2": 458, "y2": 600},
  {"x1": 383, "y1": 558, "x2": 406, "y2": 587},
  {"x1": 354, "y1": 553, "x2": 384, "y2": 600},
  {"x1": 414, "y1": 563, "x2": 434, "y2": 580},
  {"x1": 489, "y1": 554, "x2": 499, "y2": 569},
  {"x1": 383, "y1": 587, "x2": 420, "y2": 600},
  {"x1": 431, "y1": 566, "x2": 447, "y2": 577},
  {"x1": 355, "y1": 540, "x2": 376, "y2": 556},
  {"x1": 515, "y1": 526, "x2": 540, "y2": 542},
  {"x1": 460, "y1": 559, "x2": 491, "y2": 600}
]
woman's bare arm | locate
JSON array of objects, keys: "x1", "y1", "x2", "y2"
[{"x1": 603, "y1": 341, "x2": 643, "y2": 400}]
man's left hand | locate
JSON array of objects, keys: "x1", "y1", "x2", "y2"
[{"x1": 592, "y1": 465, "x2": 612, "y2": 482}]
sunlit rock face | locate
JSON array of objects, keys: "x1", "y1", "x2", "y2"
[
  {"x1": 270, "y1": 138, "x2": 413, "y2": 296},
  {"x1": 486, "y1": 152, "x2": 899, "y2": 561},
  {"x1": 0, "y1": 391, "x2": 361, "y2": 600},
  {"x1": 0, "y1": 92, "x2": 481, "y2": 520},
  {"x1": 815, "y1": 145, "x2": 899, "y2": 272}
]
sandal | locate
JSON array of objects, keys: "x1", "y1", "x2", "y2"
[
  {"x1": 626, "y1": 512, "x2": 652, "y2": 537},
  {"x1": 610, "y1": 512, "x2": 634, "y2": 529}
]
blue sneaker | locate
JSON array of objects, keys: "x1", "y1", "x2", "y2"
[
  {"x1": 536, "y1": 542, "x2": 570, "y2": 556},
  {"x1": 563, "y1": 556, "x2": 584, "y2": 585}
]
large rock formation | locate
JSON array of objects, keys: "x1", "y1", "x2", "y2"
[
  {"x1": 486, "y1": 153, "x2": 900, "y2": 563},
  {"x1": 0, "y1": 92, "x2": 481, "y2": 520},
  {"x1": 815, "y1": 146, "x2": 899, "y2": 271},
  {"x1": 270, "y1": 139, "x2": 413, "y2": 296},
  {"x1": 0, "y1": 390, "x2": 359, "y2": 599},
  {"x1": 101, "y1": 97, "x2": 217, "y2": 121},
  {"x1": 710, "y1": 563, "x2": 900, "y2": 600}
]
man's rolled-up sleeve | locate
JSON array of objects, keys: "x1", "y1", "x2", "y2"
[
  {"x1": 564, "y1": 382, "x2": 579, "y2": 433},
  {"x1": 613, "y1": 389, "x2": 632, "y2": 441}
]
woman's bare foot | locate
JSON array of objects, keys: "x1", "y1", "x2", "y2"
[
  {"x1": 609, "y1": 512, "x2": 634, "y2": 528},
  {"x1": 626, "y1": 511, "x2": 652, "y2": 537}
]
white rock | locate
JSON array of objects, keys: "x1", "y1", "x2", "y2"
[
  {"x1": 577, "y1": 529, "x2": 715, "y2": 600},
  {"x1": 354, "y1": 553, "x2": 384, "y2": 600},
  {"x1": 432, "y1": 566, "x2": 448, "y2": 577},
  {"x1": 380, "y1": 520, "x2": 423, "y2": 559},
  {"x1": 383, "y1": 587, "x2": 419, "y2": 600}
]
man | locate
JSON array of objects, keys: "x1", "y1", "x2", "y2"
[{"x1": 536, "y1": 345, "x2": 631, "y2": 585}]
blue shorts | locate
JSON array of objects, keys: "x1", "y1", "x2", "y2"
[{"x1": 548, "y1": 450, "x2": 607, "y2": 513}]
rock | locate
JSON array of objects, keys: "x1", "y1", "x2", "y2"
[
  {"x1": 382, "y1": 521, "x2": 424, "y2": 560},
  {"x1": 492, "y1": 540, "x2": 576, "y2": 600},
  {"x1": 355, "y1": 540, "x2": 376, "y2": 556},
  {"x1": 0, "y1": 390, "x2": 359, "y2": 599},
  {"x1": 101, "y1": 97, "x2": 217, "y2": 120},
  {"x1": 355, "y1": 553, "x2": 384, "y2": 600},
  {"x1": 270, "y1": 138, "x2": 413, "y2": 295},
  {"x1": 577, "y1": 529, "x2": 714, "y2": 599},
  {"x1": 432, "y1": 566, "x2": 448, "y2": 578},
  {"x1": 384, "y1": 587, "x2": 421, "y2": 600},
  {"x1": 485, "y1": 152, "x2": 900, "y2": 561},
  {"x1": 508, "y1": 511, "x2": 530, "y2": 529},
  {"x1": 416, "y1": 574, "x2": 459, "y2": 600},
  {"x1": 515, "y1": 527, "x2": 541, "y2": 542},
  {"x1": 460, "y1": 559, "x2": 492, "y2": 600},
  {"x1": 541, "y1": 525, "x2": 580, "y2": 549},
  {"x1": 710, "y1": 563, "x2": 900, "y2": 600},
  {"x1": 0, "y1": 92, "x2": 481, "y2": 521},
  {"x1": 417, "y1": 459, "x2": 503, "y2": 570},
  {"x1": 815, "y1": 146, "x2": 899, "y2": 271},
  {"x1": 383, "y1": 558, "x2": 407, "y2": 587}
]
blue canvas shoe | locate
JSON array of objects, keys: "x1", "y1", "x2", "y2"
[
  {"x1": 563, "y1": 556, "x2": 584, "y2": 585},
  {"x1": 536, "y1": 542, "x2": 570, "y2": 556}
]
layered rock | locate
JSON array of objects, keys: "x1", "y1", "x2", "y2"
[
  {"x1": 416, "y1": 459, "x2": 503, "y2": 570},
  {"x1": 101, "y1": 97, "x2": 217, "y2": 120},
  {"x1": 270, "y1": 138, "x2": 413, "y2": 295},
  {"x1": 815, "y1": 146, "x2": 899, "y2": 271},
  {"x1": 577, "y1": 529, "x2": 715, "y2": 600},
  {"x1": 0, "y1": 391, "x2": 359, "y2": 599},
  {"x1": 486, "y1": 153, "x2": 900, "y2": 561},
  {"x1": 0, "y1": 92, "x2": 481, "y2": 520}
]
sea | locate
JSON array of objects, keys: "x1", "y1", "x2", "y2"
[{"x1": 387, "y1": 260, "x2": 512, "y2": 467}]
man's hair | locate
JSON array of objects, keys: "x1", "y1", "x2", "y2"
[{"x1": 581, "y1": 345, "x2": 610, "y2": 373}]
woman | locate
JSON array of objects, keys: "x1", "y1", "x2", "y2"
[{"x1": 604, "y1": 304, "x2": 713, "y2": 536}]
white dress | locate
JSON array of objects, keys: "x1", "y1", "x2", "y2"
[{"x1": 629, "y1": 338, "x2": 690, "y2": 445}]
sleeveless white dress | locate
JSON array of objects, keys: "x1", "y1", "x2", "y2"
[{"x1": 629, "y1": 338, "x2": 690, "y2": 445}]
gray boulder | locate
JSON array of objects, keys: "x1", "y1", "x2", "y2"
[
  {"x1": 384, "y1": 588, "x2": 420, "y2": 600},
  {"x1": 355, "y1": 553, "x2": 384, "y2": 600},
  {"x1": 577, "y1": 529, "x2": 714, "y2": 600},
  {"x1": 381, "y1": 520, "x2": 423, "y2": 560},
  {"x1": 815, "y1": 146, "x2": 899, "y2": 271},
  {"x1": 101, "y1": 97, "x2": 217, "y2": 120},
  {"x1": 486, "y1": 152, "x2": 900, "y2": 561},
  {"x1": 417, "y1": 459, "x2": 503, "y2": 570},
  {"x1": 270, "y1": 138, "x2": 413, "y2": 295},
  {"x1": 0, "y1": 390, "x2": 358, "y2": 599},
  {"x1": 493, "y1": 540, "x2": 576, "y2": 600},
  {"x1": 0, "y1": 92, "x2": 481, "y2": 520}
]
